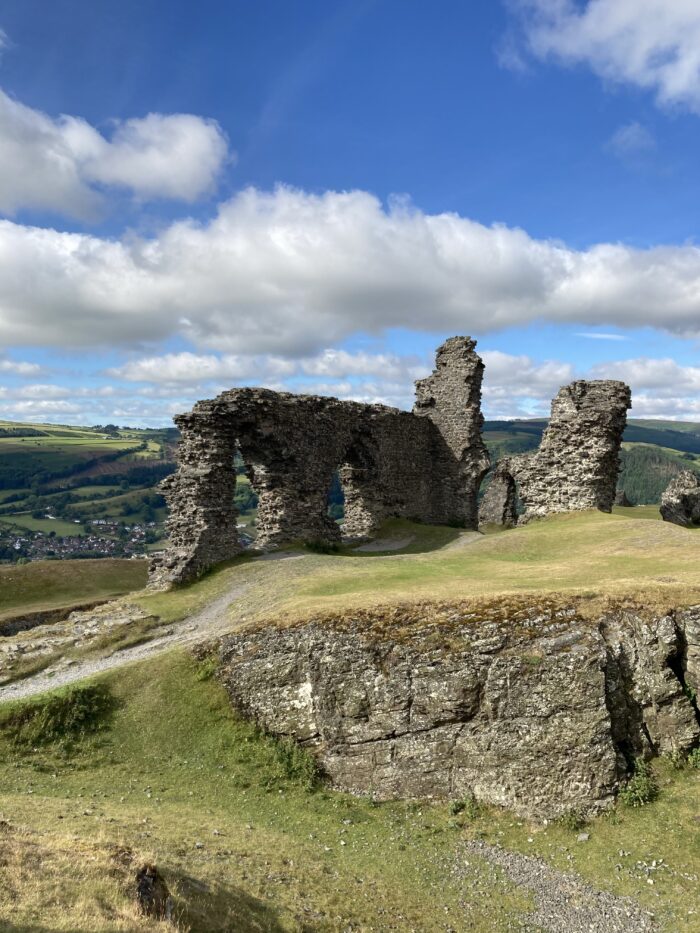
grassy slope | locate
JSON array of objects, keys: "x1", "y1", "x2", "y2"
[
  {"x1": 0, "y1": 559, "x2": 148, "y2": 621},
  {"x1": 0, "y1": 651, "x2": 698, "y2": 932},
  {"x1": 227, "y1": 512, "x2": 700, "y2": 623}
]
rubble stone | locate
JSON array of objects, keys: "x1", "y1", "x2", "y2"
[{"x1": 660, "y1": 470, "x2": 700, "y2": 527}]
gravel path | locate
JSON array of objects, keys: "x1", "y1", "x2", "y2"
[
  {"x1": 0, "y1": 583, "x2": 249, "y2": 702},
  {"x1": 460, "y1": 840, "x2": 657, "y2": 932}
]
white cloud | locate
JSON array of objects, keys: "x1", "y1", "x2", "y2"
[
  {"x1": 6, "y1": 349, "x2": 700, "y2": 426},
  {"x1": 0, "y1": 358, "x2": 42, "y2": 375},
  {"x1": 3, "y1": 185, "x2": 700, "y2": 352},
  {"x1": 511, "y1": 0, "x2": 700, "y2": 112},
  {"x1": 589, "y1": 356, "x2": 700, "y2": 396},
  {"x1": 606, "y1": 121, "x2": 655, "y2": 158},
  {"x1": 0, "y1": 89, "x2": 229, "y2": 219},
  {"x1": 575, "y1": 332, "x2": 629, "y2": 341},
  {"x1": 109, "y1": 352, "x2": 295, "y2": 385}
]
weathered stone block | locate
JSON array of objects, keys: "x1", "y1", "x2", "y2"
[{"x1": 660, "y1": 470, "x2": 700, "y2": 527}]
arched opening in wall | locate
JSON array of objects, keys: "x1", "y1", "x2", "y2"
[
  {"x1": 326, "y1": 471, "x2": 345, "y2": 524},
  {"x1": 331, "y1": 438, "x2": 383, "y2": 540},
  {"x1": 231, "y1": 443, "x2": 259, "y2": 547},
  {"x1": 477, "y1": 463, "x2": 518, "y2": 529}
]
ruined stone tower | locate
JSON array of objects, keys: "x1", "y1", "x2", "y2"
[
  {"x1": 149, "y1": 337, "x2": 489, "y2": 589},
  {"x1": 481, "y1": 379, "x2": 632, "y2": 526}
]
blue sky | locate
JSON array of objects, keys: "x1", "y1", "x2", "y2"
[{"x1": 1, "y1": 0, "x2": 700, "y2": 425}]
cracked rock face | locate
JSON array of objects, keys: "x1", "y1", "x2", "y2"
[
  {"x1": 150, "y1": 337, "x2": 489, "y2": 588},
  {"x1": 660, "y1": 470, "x2": 700, "y2": 528},
  {"x1": 216, "y1": 600, "x2": 700, "y2": 820}
]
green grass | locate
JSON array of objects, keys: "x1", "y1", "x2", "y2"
[
  {"x1": 1, "y1": 651, "x2": 698, "y2": 931},
  {"x1": 0, "y1": 558, "x2": 148, "y2": 621},
  {"x1": 0, "y1": 652, "x2": 532, "y2": 932},
  {"x1": 132, "y1": 510, "x2": 700, "y2": 635},
  {"x1": 278, "y1": 510, "x2": 700, "y2": 617},
  {"x1": 0, "y1": 513, "x2": 86, "y2": 535}
]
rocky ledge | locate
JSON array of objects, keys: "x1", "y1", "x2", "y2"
[{"x1": 214, "y1": 598, "x2": 700, "y2": 820}]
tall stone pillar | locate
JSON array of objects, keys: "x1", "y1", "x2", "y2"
[
  {"x1": 413, "y1": 337, "x2": 490, "y2": 528},
  {"x1": 148, "y1": 404, "x2": 241, "y2": 589},
  {"x1": 511, "y1": 380, "x2": 631, "y2": 521}
]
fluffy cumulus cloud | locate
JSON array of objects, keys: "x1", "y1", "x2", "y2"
[
  {"x1": 510, "y1": 0, "x2": 700, "y2": 112},
  {"x1": 3, "y1": 186, "x2": 700, "y2": 352},
  {"x1": 0, "y1": 89, "x2": 229, "y2": 219},
  {"x1": 5, "y1": 349, "x2": 700, "y2": 425}
]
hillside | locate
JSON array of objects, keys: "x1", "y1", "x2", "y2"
[
  {"x1": 1, "y1": 413, "x2": 699, "y2": 577},
  {"x1": 0, "y1": 420, "x2": 178, "y2": 562},
  {"x1": 1, "y1": 510, "x2": 700, "y2": 930},
  {"x1": 484, "y1": 418, "x2": 700, "y2": 504}
]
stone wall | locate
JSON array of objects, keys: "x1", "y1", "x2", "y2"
[
  {"x1": 481, "y1": 380, "x2": 631, "y2": 526},
  {"x1": 150, "y1": 337, "x2": 489, "y2": 588},
  {"x1": 215, "y1": 599, "x2": 700, "y2": 820},
  {"x1": 414, "y1": 337, "x2": 490, "y2": 529}
]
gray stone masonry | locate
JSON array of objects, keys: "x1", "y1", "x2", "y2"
[
  {"x1": 660, "y1": 470, "x2": 700, "y2": 527},
  {"x1": 151, "y1": 344, "x2": 632, "y2": 588},
  {"x1": 479, "y1": 460, "x2": 518, "y2": 528},
  {"x1": 150, "y1": 337, "x2": 489, "y2": 588},
  {"x1": 484, "y1": 380, "x2": 631, "y2": 526}
]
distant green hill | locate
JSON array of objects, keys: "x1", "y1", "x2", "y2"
[{"x1": 483, "y1": 418, "x2": 700, "y2": 505}]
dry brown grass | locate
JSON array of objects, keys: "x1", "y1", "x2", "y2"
[{"x1": 0, "y1": 821, "x2": 175, "y2": 932}]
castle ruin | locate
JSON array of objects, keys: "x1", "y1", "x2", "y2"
[
  {"x1": 149, "y1": 337, "x2": 631, "y2": 589},
  {"x1": 481, "y1": 381, "x2": 632, "y2": 527}
]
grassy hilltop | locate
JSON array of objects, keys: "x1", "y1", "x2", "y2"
[
  {"x1": 1, "y1": 511, "x2": 700, "y2": 930},
  {"x1": 2, "y1": 417, "x2": 700, "y2": 930}
]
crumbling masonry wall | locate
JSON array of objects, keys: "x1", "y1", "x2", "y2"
[
  {"x1": 150, "y1": 337, "x2": 488, "y2": 589},
  {"x1": 481, "y1": 380, "x2": 631, "y2": 526}
]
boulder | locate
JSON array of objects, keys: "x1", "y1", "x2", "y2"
[{"x1": 660, "y1": 470, "x2": 700, "y2": 527}]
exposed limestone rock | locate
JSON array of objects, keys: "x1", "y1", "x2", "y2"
[
  {"x1": 488, "y1": 381, "x2": 631, "y2": 525},
  {"x1": 215, "y1": 600, "x2": 700, "y2": 820},
  {"x1": 479, "y1": 462, "x2": 517, "y2": 528},
  {"x1": 660, "y1": 470, "x2": 700, "y2": 527},
  {"x1": 150, "y1": 337, "x2": 489, "y2": 588}
]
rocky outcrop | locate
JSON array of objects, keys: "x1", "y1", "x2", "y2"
[
  {"x1": 660, "y1": 470, "x2": 700, "y2": 527},
  {"x1": 479, "y1": 462, "x2": 517, "y2": 528},
  {"x1": 216, "y1": 599, "x2": 700, "y2": 820},
  {"x1": 615, "y1": 489, "x2": 633, "y2": 507},
  {"x1": 150, "y1": 337, "x2": 489, "y2": 588}
]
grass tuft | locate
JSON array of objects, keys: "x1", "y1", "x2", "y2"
[
  {"x1": 0, "y1": 682, "x2": 114, "y2": 748},
  {"x1": 619, "y1": 759, "x2": 659, "y2": 808}
]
